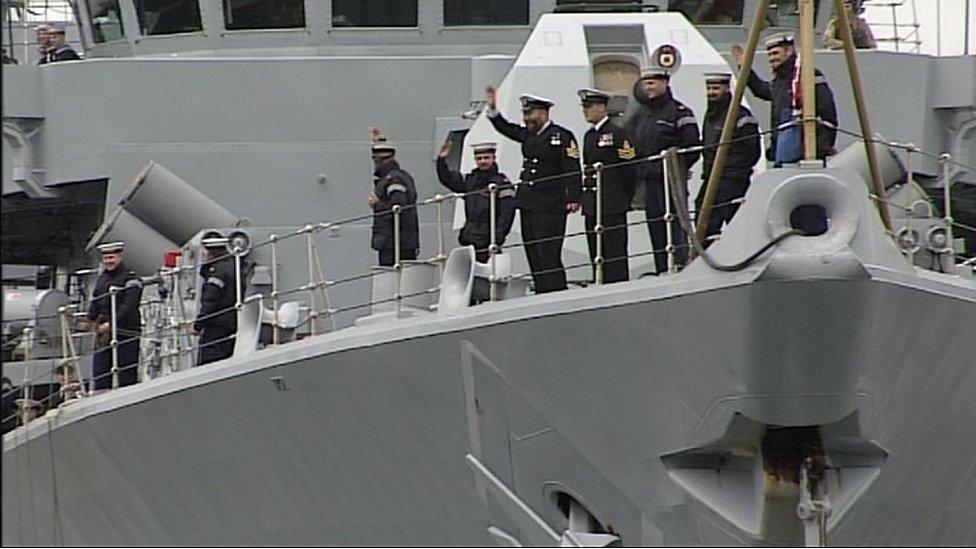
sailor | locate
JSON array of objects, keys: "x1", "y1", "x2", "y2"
[
  {"x1": 43, "y1": 25, "x2": 80, "y2": 64},
  {"x1": 823, "y1": 0, "x2": 877, "y2": 50},
  {"x1": 14, "y1": 397, "x2": 43, "y2": 426},
  {"x1": 34, "y1": 24, "x2": 53, "y2": 65},
  {"x1": 577, "y1": 88, "x2": 637, "y2": 283},
  {"x1": 625, "y1": 67, "x2": 701, "y2": 274},
  {"x1": 695, "y1": 72, "x2": 761, "y2": 248},
  {"x1": 435, "y1": 139, "x2": 517, "y2": 301},
  {"x1": 368, "y1": 128, "x2": 420, "y2": 267},
  {"x1": 731, "y1": 32, "x2": 838, "y2": 165},
  {"x1": 485, "y1": 86, "x2": 581, "y2": 293},
  {"x1": 86, "y1": 241, "x2": 143, "y2": 390},
  {"x1": 192, "y1": 232, "x2": 243, "y2": 366}
]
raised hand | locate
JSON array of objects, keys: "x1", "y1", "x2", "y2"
[
  {"x1": 437, "y1": 139, "x2": 453, "y2": 159},
  {"x1": 730, "y1": 43, "x2": 745, "y2": 67},
  {"x1": 485, "y1": 85, "x2": 497, "y2": 110}
]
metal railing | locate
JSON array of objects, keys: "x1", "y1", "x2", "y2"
[{"x1": 5, "y1": 117, "x2": 975, "y2": 431}]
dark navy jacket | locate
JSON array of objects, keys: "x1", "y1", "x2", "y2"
[
  {"x1": 488, "y1": 111, "x2": 582, "y2": 214},
  {"x1": 701, "y1": 93, "x2": 762, "y2": 181},
  {"x1": 625, "y1": 86, "x2": 701, "y2": 182},
  {"x1": 87, "y1": 263, "x2": 142, "y2": 334},
  {"x1": 581, "y1": 117, "x2": 638, "y2": 216},
  {"x1": 371, "y1": 160, "x2": 419, "y2": 252},
  {"x1": 436, "y1": 159, "x2": 517, "y2": 249},
  {"x1": 744, "y1": 52, "x2": 838, "y2": 160}
]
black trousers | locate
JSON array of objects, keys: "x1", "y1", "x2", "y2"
[
  {"x1": 519, "y1": 209, "x2": 567, "y2": 293},
  {"x1": 584, "y1": 213, "x2": 629, "y2": 283},
  {"x1": 377, "y1": 248, "x2": 419, "y2": 267},
  {"x1": 695, "y1": 176, "x2": 749, "y2": 249},
  {"x1": 198, "y1": 328, "x2": 236, "y2": 366},
  {"x1": 92, "y1": 337, "x2": 139, "y2": 390},
  {"x1": 644, "y1": 178, "x2": 688, "y2": 274}
]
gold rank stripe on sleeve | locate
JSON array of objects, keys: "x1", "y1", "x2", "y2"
[
  {"x1": 617, "y1": 139, "x2": 636, "y2": 160},
  {"x1": 566, "y1": 140, "x2": 580, "y2": 159}
]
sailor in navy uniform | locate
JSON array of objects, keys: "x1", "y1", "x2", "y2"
[
  {"x1": 436, "y1": 140, "x2": 517, "y2": 262},
  {"x1": 485, "y1": 87, "x2": 581, "y2": 293},
  {"x1": 40, "y1": 26, "x2": 80, "y2": 64},
  {"x1": 577, "y1": 88, "x2": 637, "y2": 283},
  {"x1": 193, "y1": 233, "x2": 244, "y2": 365},
  {"x1": 436, "y1": 140, "x2": 517, "y2": 303},
  {"x1": 368, "y1": 131, "x2": 420, "y2": 267},
  {"x1": 626, "y1": 67, "x2": 701, "y2": 273},
  {"x1": 695, "y1": 72, "x2": 762, "y2": 248},
  {"x1": 87, "y1": 241, "x2": 143, "y2": 389}
]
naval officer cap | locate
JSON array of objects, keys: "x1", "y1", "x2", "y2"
[
  {"x1": 470, "y1": 142, "x2": 497, "y2": 154},
  {"x1": 200, "y1": 231, "x2": 229, "y2": 249},
  {"x1": 96, "y1": 241, "x2": 125, "y2": 254},
  {"x1": 639, "y1": 67, "x2": 671, "y2": 81},
  {"x1": 764, "y1": 32, "x2": 795, "y2": 50},
  {"x1": 704, "y1": 72, "x2": 732, "y2": 85},
  {"x1": 577, "y1": 88, "x2": 611, "y2": 105},
  {"x1": 519, "y1": 94, "x2": 554, "y2": 112},
  {"x1": 371, "y1": 140, "x2": 396, "y2": 155}
]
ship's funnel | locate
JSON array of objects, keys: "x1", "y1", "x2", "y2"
[
  {"x1": 118, "y1": 161, "x2": 241, "y2": 244},
  {"x1": 85, "y1": 208, "x2": 179, "y2": 275},
  {"x1": 827, "y1": 139, "x2": 905, "y2": 190}
]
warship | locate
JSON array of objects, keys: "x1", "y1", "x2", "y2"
[{"x1": 2, "y1": 0, "x2": 975, "y2": 546}]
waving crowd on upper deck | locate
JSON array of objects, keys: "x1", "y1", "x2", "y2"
[{"x1": 369, "y1": 30, "x2": 838, "y2": 294}]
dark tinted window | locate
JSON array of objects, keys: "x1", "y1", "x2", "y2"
[
  {"x1": 135, "y1": 0, "x2": 202, "y2": 35},
  {"x1": 763, "y1": 0, "x2": 820, "y2": 28},
  {"x1": 669, "y1": 0, "x2": 745, "y2": 25},
  {"x1": 86, "y1": 0, "x2": 125, "y2": 42},
  {"x1": 332, "y1": 0, "x2": 418, "y2": 28},
  {"x1": 223, "y1": 0, "x2": 306, "y2": 30},
  {"x1": 445, "y1": 0, "x2": 528, "y2": 26}
]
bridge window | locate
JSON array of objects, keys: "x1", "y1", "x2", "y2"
[
  {"x1": 669, "y1": 0, "x2": 745, "y2": 24},
  {"x1": 332, "y1": 0, "x2": 418, "y2": 28},
  {"x1": 223, "y1": 0, "x2": 306, "y2": 30},
  {"x1": 86, "y1": 0, "x2": 126, "y2": 43},
  {"x1": 763, "y1": 0, "x2": 821, "y2": 28},
  {"x1": 444, "y1": 0, "x2": 528, "y2": 26},
  {"x1": 135, "y1": 0, "x2": 202, "y2": 35}
]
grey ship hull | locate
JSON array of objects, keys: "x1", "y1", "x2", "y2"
[{"x1": 4, "y1": 257, "x2": 974, "y2": 545}]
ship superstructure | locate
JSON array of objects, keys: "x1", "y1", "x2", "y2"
[{"x1": 2, "y1": 1, "x2": 976, "y2": 546}]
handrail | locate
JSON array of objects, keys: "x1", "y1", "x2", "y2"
[{"x1": 6, "y1": 117, "x2": 974, "y2": 429}]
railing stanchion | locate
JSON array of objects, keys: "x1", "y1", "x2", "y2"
[
  {"x1": 59, "y1": 306, "x2": 87, "y2": 397},
  {"x1": 904, "y1": 145, "x2": 916, "y2": 265},
  {"x1": 171, "y1": 263, "x2": 189, "y2": 372},
  {"x1": 662, "y1": 152, "x2": 677, "y2": 274},
  {"x1": 270, "y1": 234, "x2": 280, "y2": 345},
  {"x1": 489, "y1": 184, "x2": 499, "y2": 301},
  {"x1": 594, "y1": 162, "x2": 605, "y2": 285},
  {"x1": 393, "y1": 205, "x2": 403, "y2": 318},
  {"x1": 19, "y1": 327, "x2": 33, "y2": 425},
  {"x1": 109, "y1": 285, "x2": 120, "y2": 390},
  {"x1": 435, "y1": 194, "x2": 446, "y2": 282},
  {"x1": 305, "y1": 226, "x2": 318, "y2": 336},
  {"x1": 941, "y1": 153, "x2": 955, "y2": 270}
]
